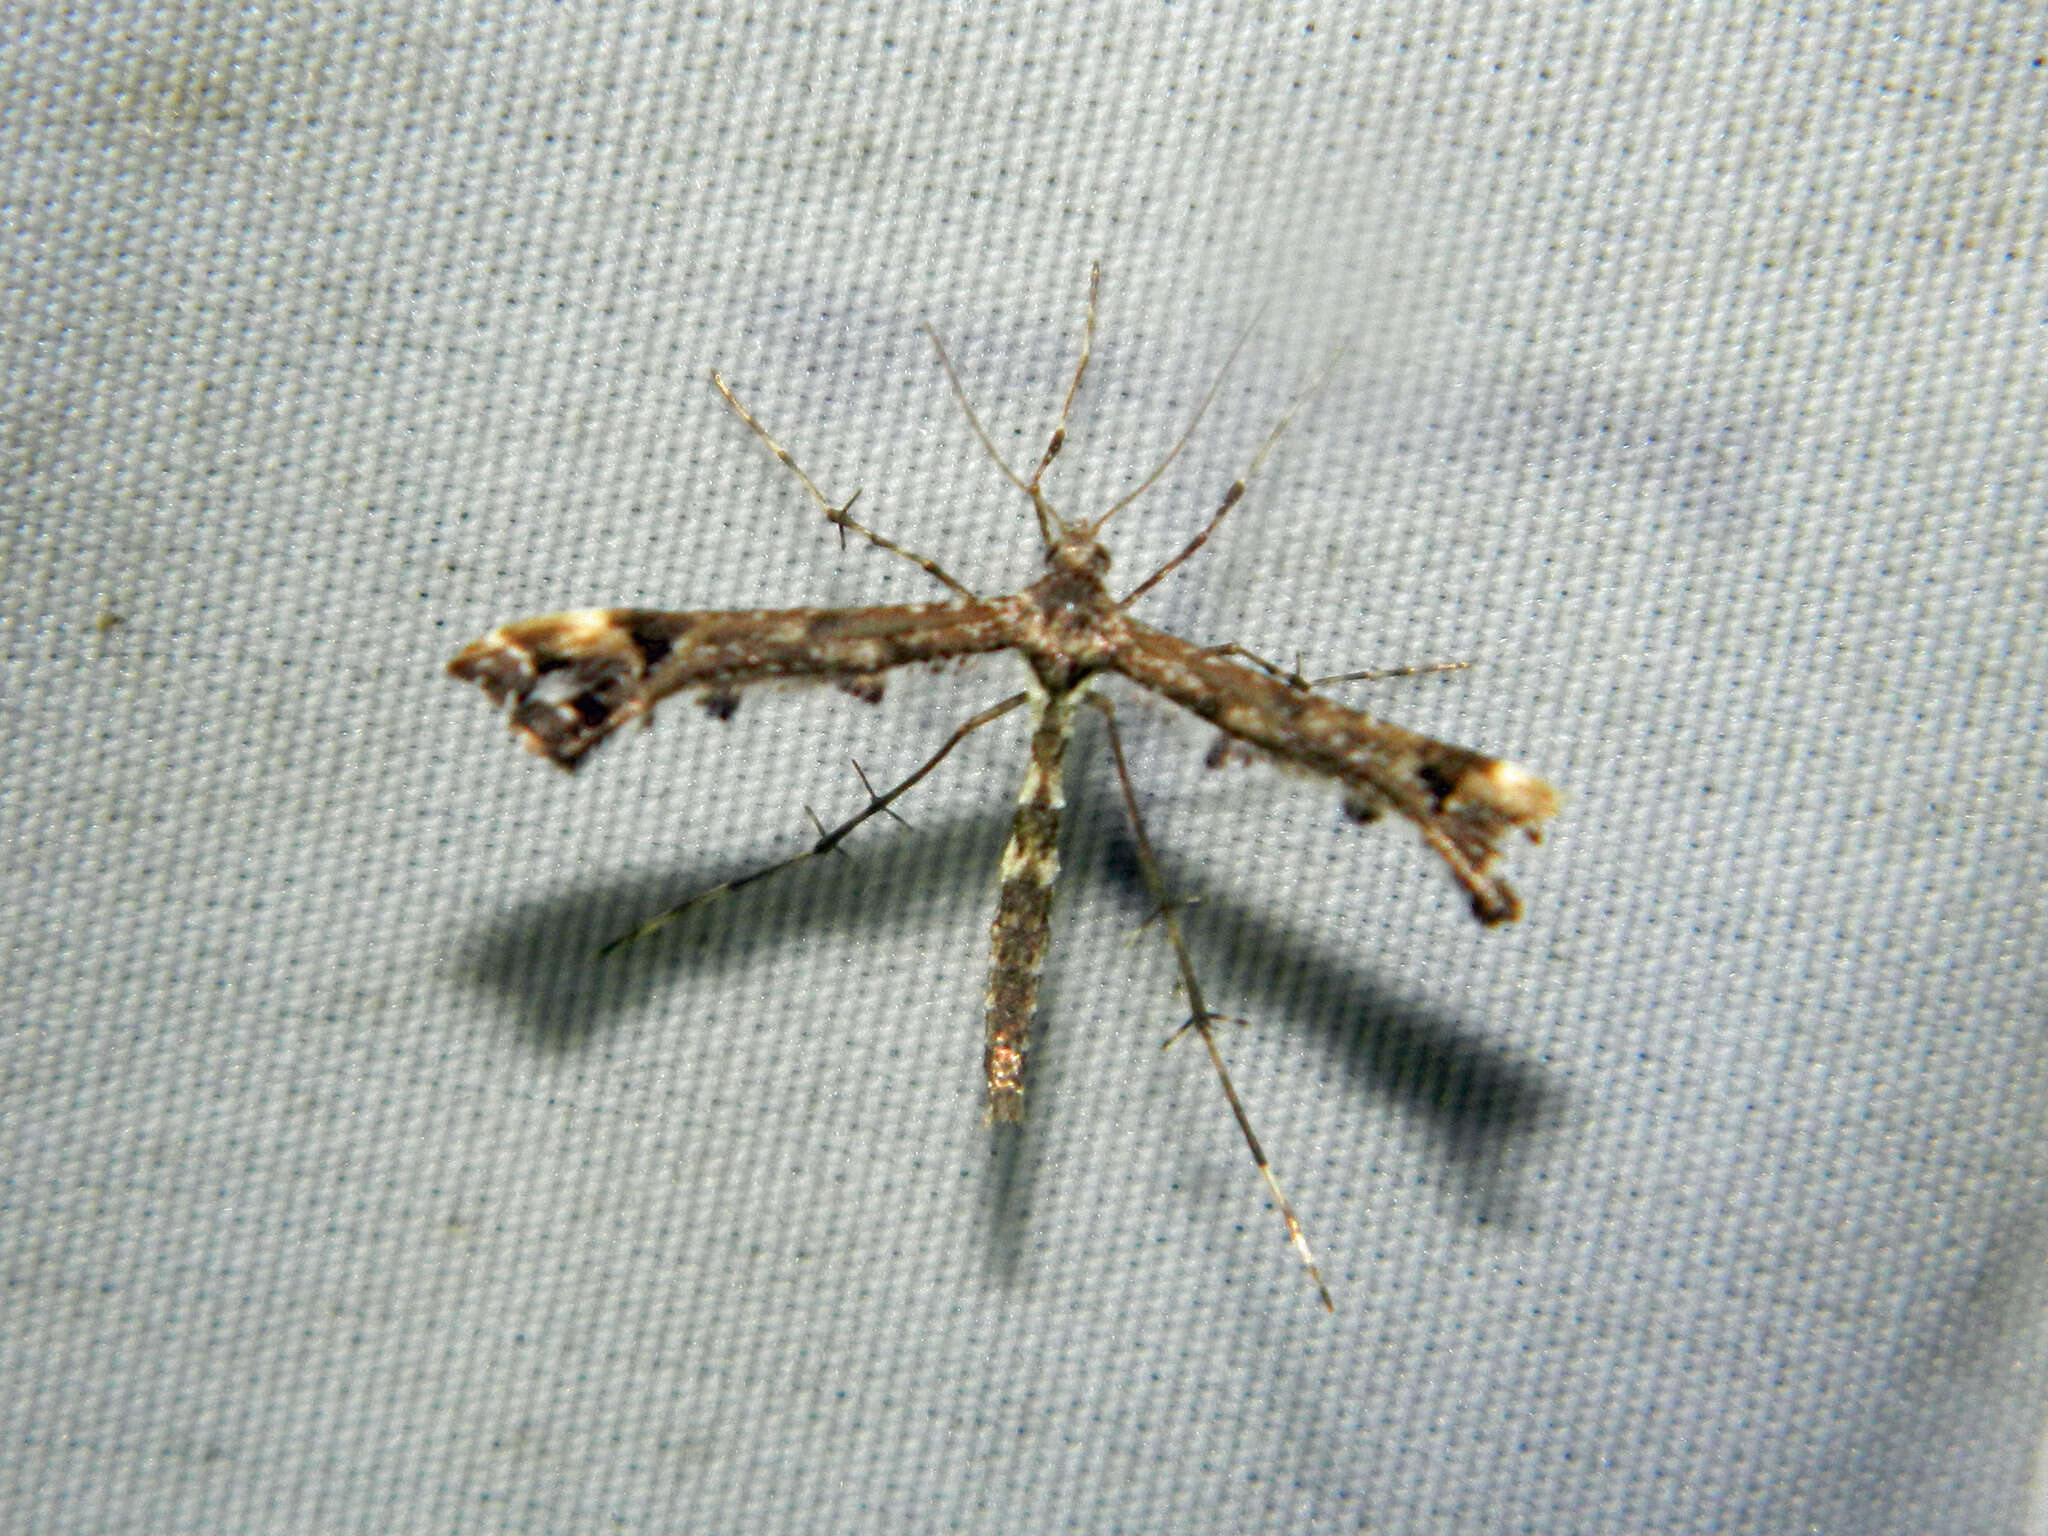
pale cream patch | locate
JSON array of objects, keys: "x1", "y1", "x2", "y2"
[
  {"x1": 1471, "y1": 758, "x2": 1563, "y2": 825},
  {"x1": 535, "y1": 609, "x2": 627, "y2": 646}
]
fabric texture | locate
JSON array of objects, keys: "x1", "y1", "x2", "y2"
[{"x1": 5, "y1": 4, "x2": 2044, "y2": 1532}]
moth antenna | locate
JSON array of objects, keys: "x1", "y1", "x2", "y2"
[
  {"x1": 1087, "y1": 301, "x2": 1264, "y2": 537},
  {"x1": 928, "y1": 263, "x2": 1111, "y2": 552},
  {"x1": 921, "y1": 321, "x2": 1017, "y2": 473}
]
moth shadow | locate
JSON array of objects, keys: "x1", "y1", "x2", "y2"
[
  {"x1": 453, "y1": 805, "x2": 1054, "y2": 1290},
  {"x1": 453, "y1": 795, "x2": 1559, "y2": 1269},
  {"x1": 1094, "y1": 824, "x2": 1560, "y2": 1229},
  {"x1": 454, "y1": 810, "x2": 1011, "y2": 1050}
]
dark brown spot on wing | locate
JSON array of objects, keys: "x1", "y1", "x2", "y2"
[
  {"x1": 834, "y1": 675, "x2": 887, "y2": 706},
  {"x1": 1416, "y1": 761, "x2": 1459, "y2": 805},
  {"x1": 1341, "y1": 789, "x2": 1388, "y2": 825}
]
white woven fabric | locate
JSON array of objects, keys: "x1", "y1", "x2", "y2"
[{"x1": 6, "y1": 4, "x2": 2044, "y2": 1531}]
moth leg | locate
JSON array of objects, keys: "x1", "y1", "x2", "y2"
[
  {"x1": 926, "y1": 263, "x2": 1111, "y2": 550},
  {"x1": 1088, "y1": 286, "x2": 1264, "y2": 537},
  {"x1": 1198, "y1": 641, "x2": 1471, "y2": 692},
  {"x1": 921, "y1": 263, "x2": 1102, "y2": 543},
  {"x1": 601, "y1": 691, "x2": 1029, "y2": 955},
  {"x1": 1026, "y1": 260, "x2": 1100, "y2": 488},
  {"x1": 1087, "y1": 692, "x2": 1334, "y2": 1311},
  {"x1": 710, "y1": 370, "x2": 978, "y2": 600}
]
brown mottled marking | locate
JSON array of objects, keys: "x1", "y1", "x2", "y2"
[
  {"x1": 834, "y1": 675, "x2": 887, "y2": 706},
  {"x1": 1111, "y1": 626, "x2": 1559, "y2": 925},
  {"x1": 448, "y1": 603, "x2": 1011, "y2": 767}
]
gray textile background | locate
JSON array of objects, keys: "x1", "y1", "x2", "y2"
[{"x1": 5, "y1": 4, "x2": 2044, "y2": 1532}]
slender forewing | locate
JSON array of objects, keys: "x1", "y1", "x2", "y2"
[
  {"x1": 1112, "y1": 624, "x2": 1560, "y2": 923},
  {"x1": 450, "y1": 602, "x2": 1014, "y2": 767}
]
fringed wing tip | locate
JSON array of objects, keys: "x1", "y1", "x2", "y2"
[
  {"x1": 448, "y1": 611, "x2": 659, "y2": 769},
  {"x1": 1440, "y1": 757, "x2": 1562, "y2": 926},
  {"x1": 1475, "y1": 758, "x2": 1563, "y2": 831}
]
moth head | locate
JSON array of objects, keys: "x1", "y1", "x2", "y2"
[{"x1": 1043, "y1": 526, "x2": 1112, "y2": 579}]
